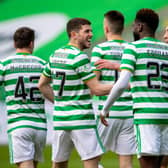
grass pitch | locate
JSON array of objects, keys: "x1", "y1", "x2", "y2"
[{"x1": 0, "y1": 145, "x2": 140, "y2": 168}]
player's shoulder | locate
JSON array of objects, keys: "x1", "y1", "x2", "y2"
[
  {"x1": 92, "y1": 41, "x2": 108, "y2": 53},
  {"x1": 93, "y1": 40, "x2": 128, "y2": 49},
  {"x1": 131, "y1": 38, "x2": 168, "y2": 49},
  {"x1": 1, "y1": 55, "x2": 18, "y2": 65},
  {"x1": 131, "y1": 37, "x2": 160, "y2": 45},
  {"x1": 153, "y1": 40, "x2": 168, "y2": 48},
  {"x1": 50, "y1": 45, "x2": 83, "y2": 62},
  {"x1": 129, "y1": 41, "x2": 145, "y2": 49},
  {"x1": 56, "y1": 45, "x2": 82, "y2": 55},
  {"x1": 122, "y1": 42, "x2": 137, "y2": 53},
  {"x1": 94, "y1": 41, "x2": 109, "y2": 48},
  {"x1": 29, "y1": 55, "x2": 46, "y2": 65}
]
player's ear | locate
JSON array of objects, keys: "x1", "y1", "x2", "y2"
[
  {"x1": 105, "y1": 25, "x2": 109, "y2": 34},
  {"x1": 29, "y1": 41, "x2": 34, "y2": 49},
  {"x1": 138, "y1": 23, "x2": 143, "y2": 32},
  {"x1": 103, "y1": 18, "x2": 109, "y2": 34},
  {"x1": 14, "y1": 42, "x2": 16, "y2": 49},
  {"x1": 70, "y1": 31, "x2": 77, "y2": 38}
]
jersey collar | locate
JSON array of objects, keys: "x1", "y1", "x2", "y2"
[{"x1": 16, "y1": 52, "x2": 31, "y2": 55}]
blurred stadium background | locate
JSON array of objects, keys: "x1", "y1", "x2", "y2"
[{"x1": 0, "y1": 0, "x2": 168, "y2": 167}]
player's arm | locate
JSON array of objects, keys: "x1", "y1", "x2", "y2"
[
  {"x1": 76, "y1": 52, "x2": 112, "y2": 96},
  {"x1": 38, "y1": 74, "x2": 54, "y2": 103},
  {"x1": 91, "y1": 47, "x2": 114, "y2": 96},
  {"x1": 84, "y1": 77, "x2": 113, "y2": 96},
  {"x1": 94, "y1": 59, "x2": 120, "y2": 71},
  {"x1": 93, "y1": 70, "x2": 101, "y2": 79},
  {"x1": 89, "y1": 71, "x2": 101, "y2": 95},
  {"x1": 100, "y1": 70, "x2": 132, "y2": 126}
]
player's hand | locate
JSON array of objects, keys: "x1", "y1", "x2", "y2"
[
  {"x1": 94, "y1": 59, "x2": 120, "y2": 70},
  {"x1": 100, "y1": 112, "x2": 109, "y2": 126}
]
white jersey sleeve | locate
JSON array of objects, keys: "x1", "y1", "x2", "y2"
[{"x1": 101, "y1": 70, "x2": 132, "y2": 116}]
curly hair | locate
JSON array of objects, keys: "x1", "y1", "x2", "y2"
[{"x1": 135, "y1": 8, "x2": 159, "y2": 33}]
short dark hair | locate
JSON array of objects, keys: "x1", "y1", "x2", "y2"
[
  {"x1": 104, "y1": 10, "x2": 124, "y2": 34},
  {"x1": 135, "y1": 8, "x2": 159, "y2": 33},
  {"x1": 13, "y1": 27, "x2": 35, "y2": 48},
  {"x1": 66, "y1": 18, "x2": 91, "y2": 38}
]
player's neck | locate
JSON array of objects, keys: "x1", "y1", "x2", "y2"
[
  {"x1": 16, "y1": 48, "x2": 32, "y2": 55},
  {"x1": 107, "y1": 34, "x2": 123, "y2": 41},
  {"x1": 140, "y1": 31, "x2": 155, "y2": 39},
  {"x1": 68, "y1": 40, "x2": 82, "y2": 50}
]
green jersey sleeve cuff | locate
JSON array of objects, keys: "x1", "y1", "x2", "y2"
[
  {"x1": 43, "y1": 71, "x2": 51, "y2": 78},
  {"x1": 83, "y1": 73, "x2": 96, "y2": 82},
  {"x1": 92, "y1": 68, "x2": 101, "y2": 72},
  {"x1": 120, "y1": 67, "x2": 133, "y2": 73}
]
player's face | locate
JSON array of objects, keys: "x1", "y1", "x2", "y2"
[
  {"x1": 76, "y1": 24, "x2": 93, "y2": 50},
  {"x1": 164, "y1": 26, "x2": 168, "y2": 43},
  {"x1": 132, "y1": 21, "x2": 140, "y2": 41}
]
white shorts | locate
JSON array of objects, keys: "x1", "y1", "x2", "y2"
[
  {"x1": 52, "y1": 128, "x2": 105, "y2": 162},
  {"x1": 8, "y1": 128, "x2": 46, "y2": 164},
  {"x1": 135, "y1": 124, "x2": 168, "y2": 157},
  {"x1": 98, "y1": 118, "x2": 136, "y2": 155}
]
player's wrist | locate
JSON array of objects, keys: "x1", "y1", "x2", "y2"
[{"x1": 101, "y1": 109, "x2": 108, "y2": 116}]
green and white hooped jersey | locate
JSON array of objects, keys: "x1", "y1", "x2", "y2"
[
  {"x1": 91, "y1": 40, "x2": 133, "y2": 119},
  {"x1": 0, "y1": 61, "x2": 3, "y2": 85},
  {"x1": 0, "y1": 53, "x2": 47, "y2": 133},
  {"x1": 121, "y1": 37, "x2": 168, "y2": 124},
  {"x1": 43, "y1": 45, "x2": 96, "y2": 130}
]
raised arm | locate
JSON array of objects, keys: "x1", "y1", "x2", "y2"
[
  {"x1": 100, "y1": 70, "x2": 132, "y2": 126},
  {"x1": 84, "y1": 77, "x2": 113, "y2": 96}
]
